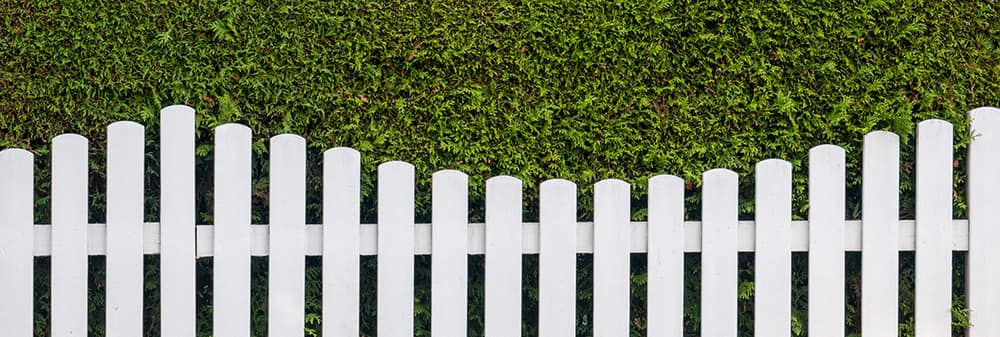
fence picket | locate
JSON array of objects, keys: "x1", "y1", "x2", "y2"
[
  {"x1": 862, "y1": 131, "x2": 900, "y2": 337},
  {"x1": 701, "y1": 169, "x2": 739, "y2": 337},
  {"x1": 594, "y1": 179, "x2": 631, "y2": 337},
  {"x1": 323, "y1": 147, "x2": 361, "y2": 337},
  {"x1": 967, "y1": 107, "x2": 1000, "y2": 337},
  {"x1": 0, "y1": 149, "x2": 34, "y2": 337},
  {"x1": 485, "y1": 176, "x2": 522, "y2": 337},
  {"x1": 106, "y1": 122, "x2": 145, "y2": 337},
  {"x1": 378, "y1": 161, "x2": 415, "y2": 337},
  {"x1": 213, "y1": 124, "x2": 253, "y2": 337},
  {"x1": 51, "y1": 134, "x2": 89, "y2": 337},
  {"x1": 754, "y1": 159, "x2": 792, "y2": 337},
  {"x1": 915, "y1": 120, "x2": 953, "y2": 337},
  {"x1": 268, "y1": 135, "x2": 307, "y2": 337},
  {"x1": 539, "y1": 179, "x2": 577, "y2": 337},
  {"x1": 807, "y1": 145, "x2": 846, "y2": 337},
  {"x1": 160, "y1": 105, "x2": 197, "y2": 337},
  {"x1": 647, "y1": 175, "x2": 684, "y2": 337},
  {"x1": 432, "y1": 170, "x2": 469, "y2": 337}
]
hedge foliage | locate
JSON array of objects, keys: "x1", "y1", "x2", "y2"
[{"x1": 2, "y1": 0, "x2": 999, "y2": 336}]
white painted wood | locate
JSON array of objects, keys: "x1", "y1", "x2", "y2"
[
  {"x1": 378, "y1": 161, "x2": 415, "y2": 337},
  {"x1": 51, "y1": 134, "x2": 89, "y2": 337},
  {"x1": 268, "y1": 134, "x2": 306, "y2": 337},
  {"x1": 213, "y1": 124, "x2": 253, "y2": 337},
  {"x1": 646, "y1": 175, "x2": 684, "y2": 337},
  {"x1": 967, "y1": 106, "x2": 1000, "y2": 337},
  {"x1": 701, "y1": 169, "x2": 739, "y2": 337},
  {"x1": 28, "y1": 218, "x2": 974, "y2": 257},
  {"x1": 485, "y1": 176, "x2": 523, "y2": 337},
  {"x1": 754, "y1": 159, "x2": 792, "y2": 337},
  {"x1": 159, "y1": 105, "x2": 197, "y2": 337},
  {"x1": 862, "y1": 131, "x2": 900, "y2": 337},
  {"x1": 594, "y1": 179, "x2": 631, "y2": 337},
  {"x1": 105, "y1": 121, "x2": 145, "y2": 337},
  {"x1": 323, "y1": 147, "x2": 361, "y2": 337},
  {"x1": 538, "y1": 179, "x2": 576, "y2": 337},
  {"x1": 432, "y1": 170, "x2": 469, "y2": 337},
  {"x1": 0, "y1": 149, "x2": 35, "y2": 337},
  {"x1": 807, "y1": 145, "x2": 846, "y2": 337},
  {"x1": 914, "y1": 119, "x2": 953, "y2": 337}
]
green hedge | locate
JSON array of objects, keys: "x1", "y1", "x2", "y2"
[{"x1": 2, "y1": 0, "x2": 998, "y2": 336}]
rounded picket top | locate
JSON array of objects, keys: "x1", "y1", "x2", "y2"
[
  {"x1": 215, "y1": 122, "x2": 252, "y2": 139},
  {"x1": 378, "y1": 160, "x2": 415, "y2": 174},
  {"x1": 970, "y1": 107, "x2": 1000, "y2": 137},
  {"x1": 755, "y1": 158, "x2": 792, "y2": 174},
  {"x1": 649, "y1": 174, "x2": 683, "y2": 188},
  {"x1": 540, "y1": 179, "x2": 576, "y2": 215},
  {"x1": 324, "y1": 146, "x2": 360, "y2": 163},
  {"x1": 486, "y1": 175, "x2": 522, "y2": 188},
  {"x1": 161, "y1": 104, "x2": 195, "y2": 116},
  {"x1": 917, "y1": 118, "x2": 953, "y2": 130},
  {"x1": 108, "y1": 121, "x2": 145, "y2": 138},
  {"x1": 969, "y1": 106, "x2": 1000, "y2": 119},
  {"x1": 53, "y1": 133, "x2": 89, "y2": 150},
  {"x1": 809, "y1": 144, "x2": 845, "y2": 158},
  {"x1": 595, "y1": 178, "x2": 630, "y2": 193},
  {"x1": 863, "y1": 130, "x2": 899, "y2": 145},
  {"x1": 433, "y1": 169, "x2": 468, "y2": 181},
  {"x1": 702, "y1": 169, "x2": 739, "y2": 206},
  {"x1": 0, "y1": 148, "x2": 34, "y2": 163},
  {"x1": 270, "y1": 133, "x2": 306, "y2": 148},
  {"x1": 917, "y1": 119, "x2": 954, "y2": 142},
  {"x1": 703, "y1": 168, "x2": 738, "y2": 183},
  {"x1": 540, "y1": 178, "x2": 576, "y2": 191}
]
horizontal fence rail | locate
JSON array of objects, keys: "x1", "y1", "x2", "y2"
[
  {"x1": 27, "y1": 220, "x2": 974, "y2": 256},
  {"x1": 2, "y1": 105, "x2": 1000, "y2": 337}
]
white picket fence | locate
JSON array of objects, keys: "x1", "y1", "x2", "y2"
[{"x1": 1, "y1": 105, "x2": 1000, "y2": 337}]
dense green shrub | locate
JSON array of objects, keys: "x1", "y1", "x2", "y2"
[{"x1": 2, "y1": 0, "x2": 998, "y2": 336}]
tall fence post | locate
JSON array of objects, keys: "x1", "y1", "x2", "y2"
[
  {"x1": 754, "y1": 159, "x2": 792, "y2": 337},
  {"x1": 160, "y1": 105, "x2": 197, "y2": 337},
  {"x1": 807, "y1": 144, "x2": 846, "y2": 337},
  {"x1": 861, "y1": 131, "x2": 901, "y2": 337},
  {"x1": 106, "y1": 121, "x2": 145, "y2": 337},
  {"x1": 51, "y1": 134, "x2": 89, "y2": 337},
  {"x1": 701, "y1": 169, "x2": 738, "y2": 337},
  {"x1": 213, "y1": 124, "x2": 253, "y2": 337},
  {"x1": 967, "y1": 107, "x2": 1000, "y2": 337},
  {"x1": 0, "y1": 149, "x2": 35, "y2": 337}
]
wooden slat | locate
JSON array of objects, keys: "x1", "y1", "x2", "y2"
[
  {"x1": 861, "y1": 131, "x2": 900, "y2": 337},
  {"x1": 754, "y1": 159, "x2": 792, "y2": 337},
  {"x1": 485, "y1": 176, "x2": 522, "y2": 337},
  {"x1": 377, "y1": 161, "x2": 415, "y2": 337},
  {"x1": 268, "y1": 134, "x2": 306, "y2": 337},
  {"x1": 51, "y1": 134, "x2": 89, "y2": 337},
  {"x1": 594, "y1": 179, "x2": 631, "y2": 337},
  {"x1": 538, "y1": 179, "x2": 576, "y2": 337},
  {"x1": 646, "y1": 175, "x2": 684, "y2": 337},
  {"x1": 807, "y1": 145, "x2": 846, "y2": 337},
  {"x1": 432, "y1": 170, "x2": 469, "y2": 337},
  {"x1": 322, "y1": 147, "x2": 361, "y2": 337},
  {"x1": 0, "y1": 149, "x2": 35, "y2": 337},
  {"x1": 105, "y1": 121, "x2": 145, "y2": 337},
  {"x1": 213, "y1": 124, "x2": 253, "y2": 337},
  {"x1": 160, "y1": 105, "x2": 197, "y2": 337},
  {"x1": 701, "y1": 169, "x2": 738, "y2": 337},
  {"x1": 967, "y1": 106, "x2": 1000, "y2": 337},
  {"x1": 915, "y1": 119, "x2": 953, "y2": 337},
  {"x1": 29, "y1": 218, "x2": 974, "y2": 257}
]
